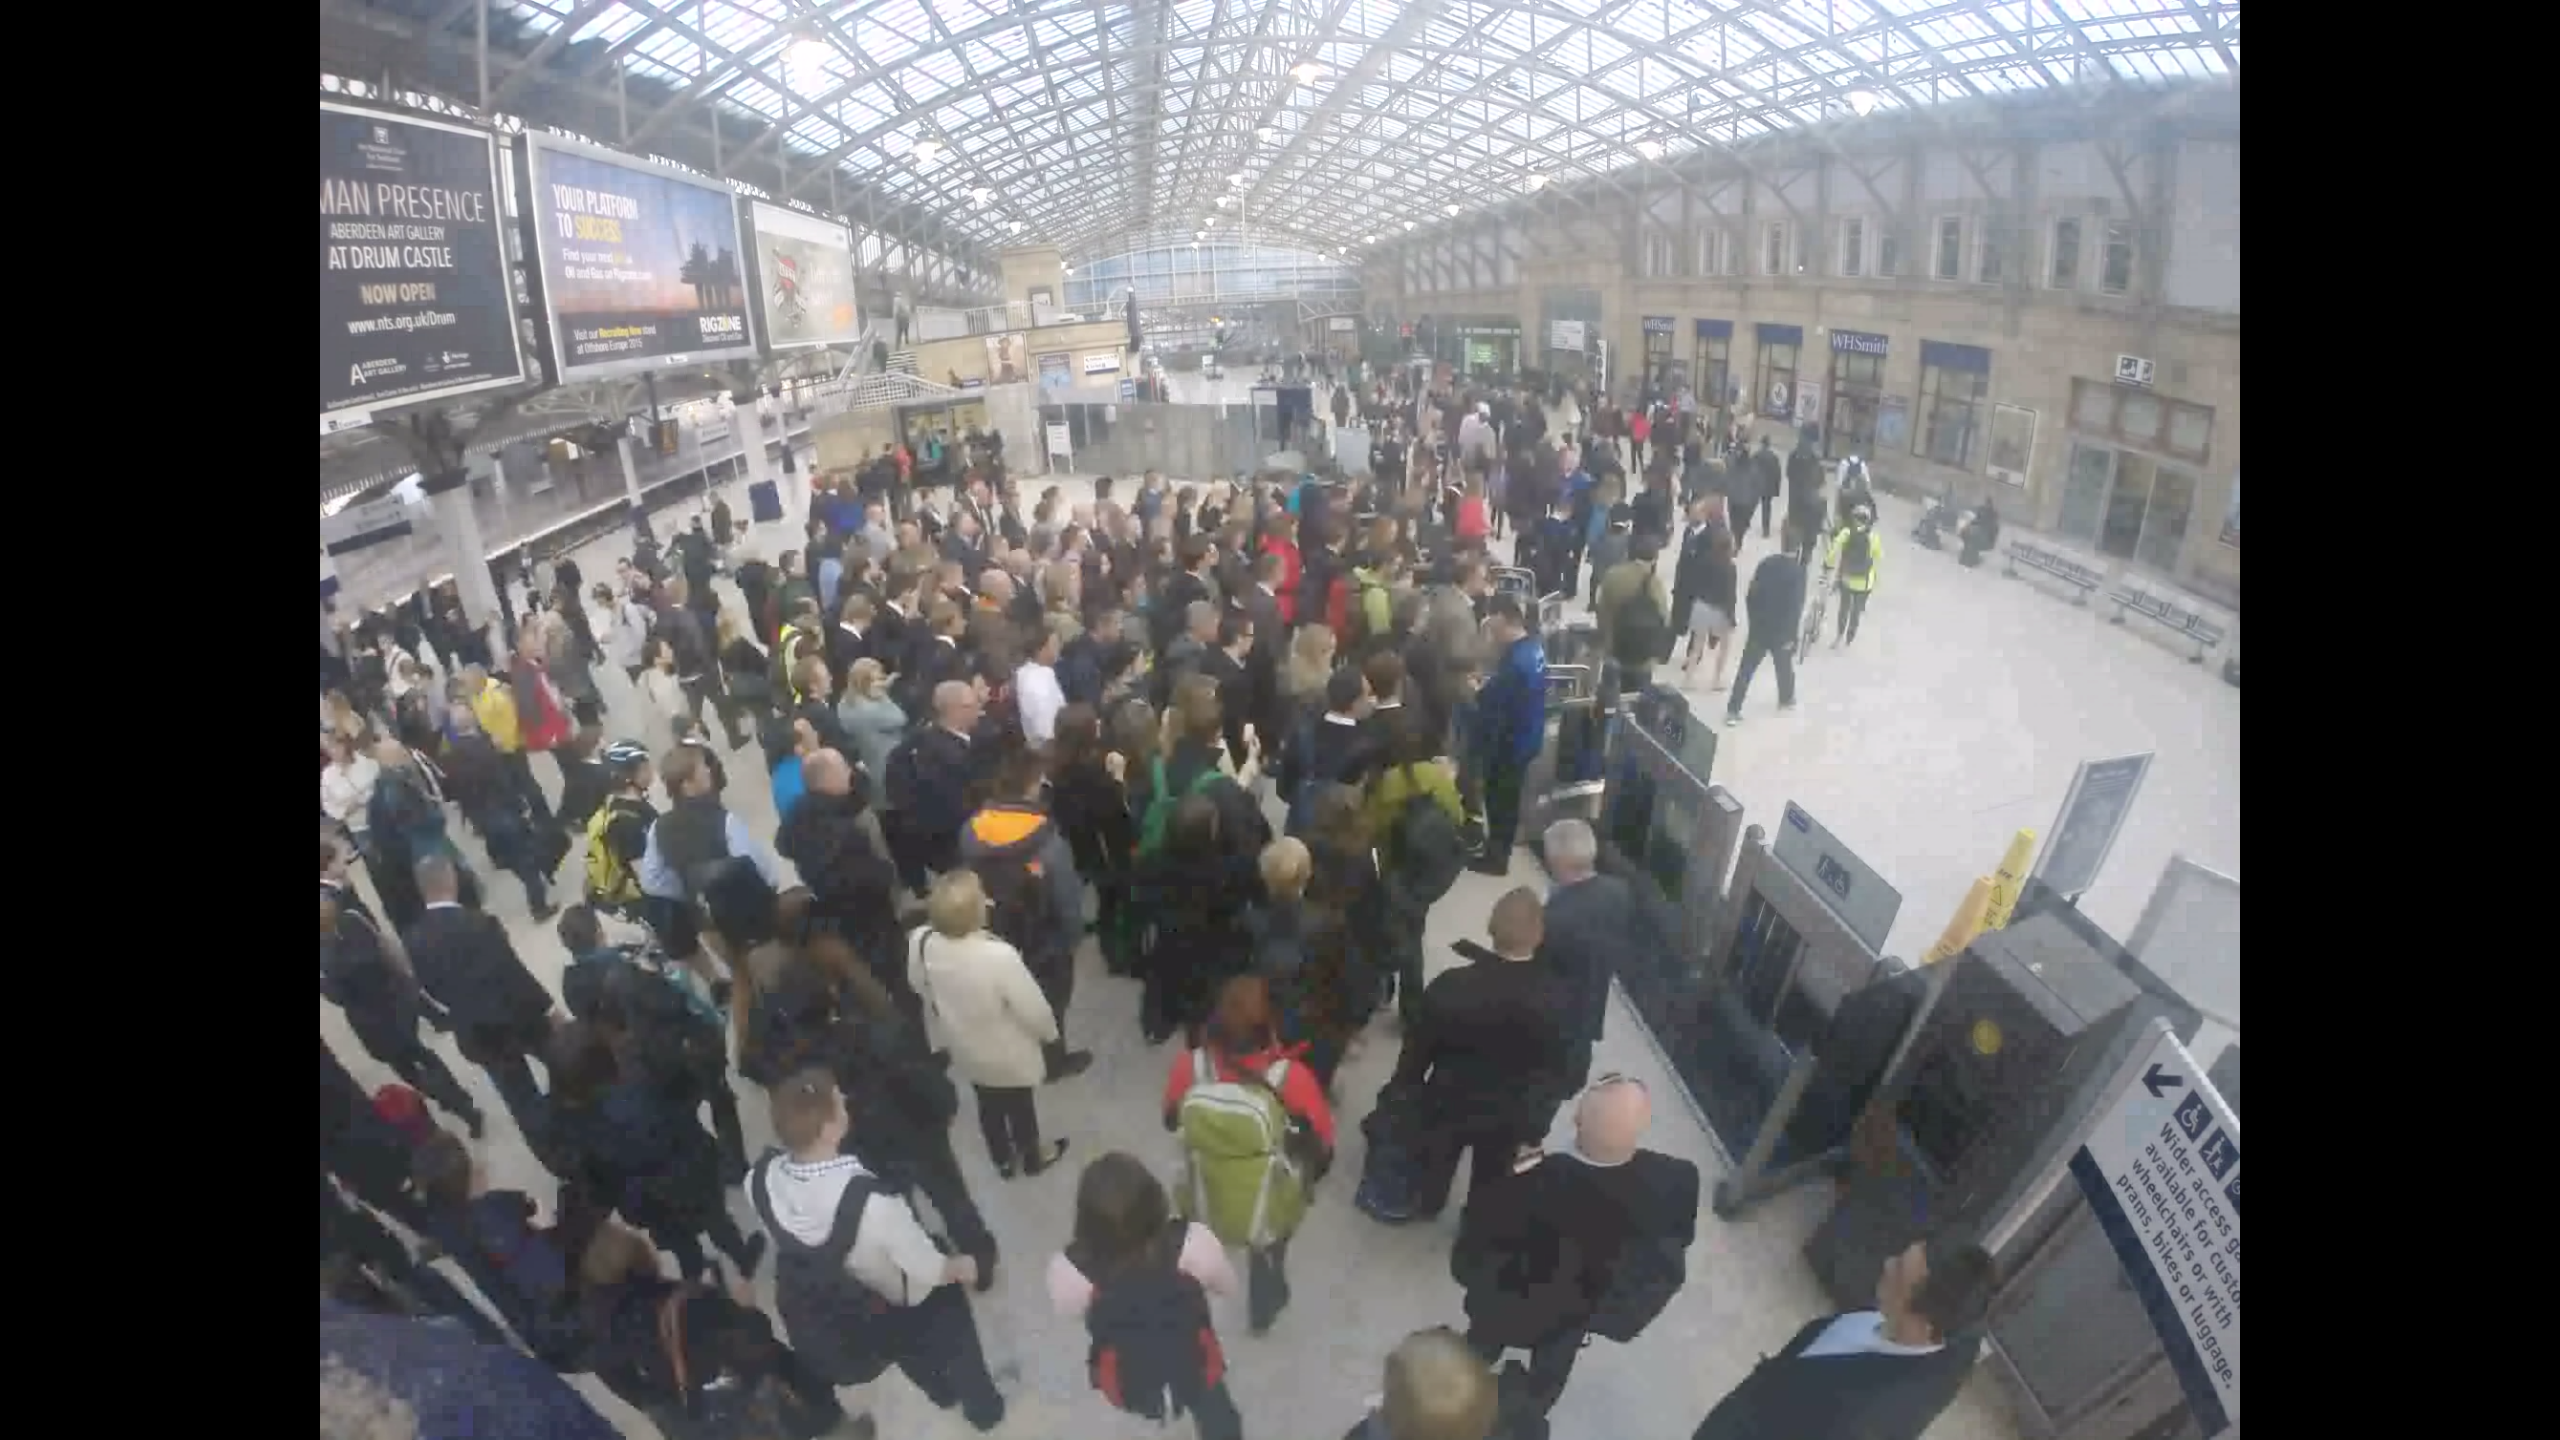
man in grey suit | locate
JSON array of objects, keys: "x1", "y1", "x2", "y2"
[{"x1": 1539, "y1": 819, "x2": 1630, "y2": 1092}]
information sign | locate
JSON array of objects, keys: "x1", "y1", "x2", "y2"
[
  {"x1": 2034, "y1": 753, "x2": 2153, "y2": 898},
  {"x1": 1769, "y1": 802, "x2": 1902, "y2": 955},
  {"x1": 2069, "y1": 1025, "x2": 2240, "y2": 1434}
]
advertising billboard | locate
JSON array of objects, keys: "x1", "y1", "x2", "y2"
[
  {"x1": 319, "y1": 103, "x2": 527, "y2": 431},
  {"x1": 744, "y1": 200, "x2": 860, "y2": 352},
  {"x1": 518, "y1": 134, "x2": 757, "y2": 382}
]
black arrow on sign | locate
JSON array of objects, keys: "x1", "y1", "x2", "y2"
[{"x1": 2142, "y1": 1064, "x2": 2183, "y2": 1100}]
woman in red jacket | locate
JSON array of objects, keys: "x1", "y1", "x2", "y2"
[{"x1": 1260, "y1": 512, "x2": 1303, "y2": 625}]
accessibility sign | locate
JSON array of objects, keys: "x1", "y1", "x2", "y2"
[{"x1": 2069, "y1": 1025, "x2": 2240, "y2": 1434}]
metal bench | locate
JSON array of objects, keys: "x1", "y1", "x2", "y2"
[
  {"x1": 2003, "y1": 541, "x2": 2102, "y2": 606},
  {"x1": 2108, "y1": 584, "x2": 2229, "y2": 663}
]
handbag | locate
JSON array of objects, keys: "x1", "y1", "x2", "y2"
[{"x1": 652, "y1": 1288, "x2": 837, "y2": 1440}]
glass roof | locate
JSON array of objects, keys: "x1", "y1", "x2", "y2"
[{"x1": 482, "y1": 0, "x2": 2237, "y2": 257}]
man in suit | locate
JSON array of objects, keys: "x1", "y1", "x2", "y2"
[
  {"x1": 1236, "y1": 551, "x2": 1287, "y2": 745},
  {"x1": 1455, "y1": 1074, "x2": 1701, "y2": 1437},
  {"x1": 884, "y1": 680, "x2": 985, "y2": 887},
  {"x1": 1537, "y1": 819, "x2": 1629, "y2": 1093},
  {"x1": 1691, "y1": 1235, "x2": 1997, "y2": 1440},
  {"x1": 1199, "y1": 609, "x2": 1259, "y2": 769},
  {"x1": 401, "y1": 854, "x2": 560, "y2": 1152},
  {"x1": 1392, "y1": 888, "x2": 1572, "y2": 1220}
]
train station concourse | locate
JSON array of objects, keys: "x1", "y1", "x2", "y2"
[{"x1": 320, "y1": 5, "x2": 2239, "y2": 1439}]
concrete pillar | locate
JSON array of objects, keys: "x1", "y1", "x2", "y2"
[
  {"x1": 321, "y1": 544, "x2": 343, "y2": 648},
  {"x1": 430, "y1": 474, "x2": 503, "y2": 648},
  {"x1": 616, "y1": 432, "x2": 646, "y2": 517}
]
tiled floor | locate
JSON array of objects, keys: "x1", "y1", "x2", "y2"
[{"x1": 325, "y1": 458, "x2": 2236, "y2": 1438}]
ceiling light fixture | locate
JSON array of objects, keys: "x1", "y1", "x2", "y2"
[
  {"x1": 1290, "y1": 62, "x2": 1322, "y2": 84},
  {"x1": 1228, "y1": 172, "x2": 1248, "y2": 186},
  {"x1": 1848, "y1": 90, "x2": 1880, "y2": 117},
  {"x1": 1634, "y1": 138, "x2": 1664, "y2": 160},
  {"x1": 1403, "y1": 220, "x2": 1416, "y2": 230},
  {"x1": 1365, "y1": 234, "x2": 1377, "y2": 244},
  {"x1": 1009, "y1": 220, "x2": 1025, "y2": 233},
  {"x1": 1525, "y1": 173, "x2": 1550, "y2": 192},
  {"x1": 786, "y1": 37, "x2": 831, "y2": 71},
  {"x1": 1445, "y1": 203, "x2": 1460, "y2": 216},
  {"x1": 1256, "y1": 125, "x2": 1277, "y2": 142}
]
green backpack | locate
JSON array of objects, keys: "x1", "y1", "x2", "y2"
[
  {"x1": 1173, "y1": 1048, "x2": 1308, "y2": 1248},
  {"x1": 1135, "y1": 756, "x2": 1229, "y2": 858}
]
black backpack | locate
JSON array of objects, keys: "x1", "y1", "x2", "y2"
[
  {"x1": 1076, "y1": 1221, "x2": 1227, "y2": 1420},
  {"x1": 743, "y1": 1157, "x2": 895, "y2": 1387},
  {"x1": 1840, "y1": 527, "x2": 1875, "y2": 578},
  {"x1": 1612, "y1": 582, "x2": 1671, "y2": 668},
  {"x1": 1388, "y1": 777, "x2": 1468, "y2": 909},
  {"x1": 969, "y1": 837, "x2": 1059, "y2": 965}
]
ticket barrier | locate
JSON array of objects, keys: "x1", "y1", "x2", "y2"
[
  {"x1": 1683, "y1": 828, "x2": 1916, "y2": 1216},
  {"x1": 1802, "y1": 885, "x2": 2219, "y2": 1392}
]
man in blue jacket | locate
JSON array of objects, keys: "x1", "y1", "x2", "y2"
[{"x1": 1469, "y1": 595, "x2": 1548, "y2": 876}]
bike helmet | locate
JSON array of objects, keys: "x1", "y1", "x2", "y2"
[
  {"x1": 1851, "y1": 504, "x2": 1875, "y2": 524},
  {"x1": 601, "y1": 739, "x2": 652, "y2": 772}
]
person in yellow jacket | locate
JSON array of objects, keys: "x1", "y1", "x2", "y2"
[{"x1": 1825, "y1": 503, "x2": 1882, "y2": 647}]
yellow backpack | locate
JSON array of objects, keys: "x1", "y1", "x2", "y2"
[
  {"x1": 583, "y1": 797, "x2": 648, "y2": 906},
  {"x1": 470, "y1": 680, "x2": 523, "y2": 753}
]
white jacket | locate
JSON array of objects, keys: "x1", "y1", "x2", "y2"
[{"x1": 907, "y1": 928, "x2": 1059, "y2": 1090}]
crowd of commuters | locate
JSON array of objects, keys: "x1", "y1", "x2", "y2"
[{"x1": 320, "y1": 362, "x2": 1993, "y2": 1440}]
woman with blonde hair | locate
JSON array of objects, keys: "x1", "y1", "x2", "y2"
[
  {"x1": 909, "y1": 869, "x2": 1069, "y2": 1179},
  {"x1": 1282, "y1": 623, "x2": 1337, "y2": 708},
  {"x1": 836, "y1": 657, "x2": 907, "y2": 784}
]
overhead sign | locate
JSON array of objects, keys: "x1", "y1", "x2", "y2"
[
  {"x1": 1641, "y1": 315, "x2": 1675, "y2": 336},
  {"x1": 1328, "y1": 316, "x2": 1357, "y2": 332},
  {"x1": 321, "y1": 494, "x2": 418, "y2": 556},
  {"x1": 744, "y1": 201, "x2": 859, "y2": 352},
  {"x1": 319, "y1": 103, "x2": 527, "y2": 427},
  {"x1": 518, "y1": 133, "x2": 758, "y2": 382},
  {"x1": 1082, "y1": 352, "x2": 1122, "y2": 375},
  {"x1": 1549, "y1": 319, "x2": 1588, "y2": 353},
  {"x1": 1830, "y1": 329, "x2": 1891, "y2": 356},
  {"x1": 2035, "y1": 752, "x2": 2154, "y2": 899},
  {"x1": 1770, "y1": 802, "x2": 1903, "y2": 955},
  {"x1": 2069, "y1": 1025, "x2": 2240, "y2": 1434},
  {"x1": 2114, "y1": 353, "x2": 2156, "y2": 387}
]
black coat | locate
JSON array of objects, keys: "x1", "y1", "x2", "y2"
[
  {"x1": 1691, "y1": 1313, "x2": 1980, "y2": 1440},
  {"x1": 1454, "y1": 1148, "x2": 1701, "y2": 1347},
  {"x1": 1390, "y1": 951, "x2": 1570, "y2": 1138},
  {"x1": 1540, "y1": 873, "x2": 1632, "y2": 1045},
  {"x1": 405, "y1": 904, "x2": 554, "y2": 1066}
]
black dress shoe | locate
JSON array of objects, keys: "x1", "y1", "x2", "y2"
[
  {"x1": 1045, "y1": 1050, "x2": 1095, "y2": 1082},
  {"x1": 1023, "y1": 1138, "x2": 1070, "y2": 1176}
]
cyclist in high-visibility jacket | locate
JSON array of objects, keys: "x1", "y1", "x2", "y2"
[{"x1": 1825, "y1": 504, "x2": 1882, "y2": 647}]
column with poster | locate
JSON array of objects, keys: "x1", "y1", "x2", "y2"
[{"x1": 1986, "y1": 403, "x2": 2038, "y2": 487}]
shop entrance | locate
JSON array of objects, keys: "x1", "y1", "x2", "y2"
[{"x1": 2057, "y1": 441, "x2": 2199, "y2": 571}]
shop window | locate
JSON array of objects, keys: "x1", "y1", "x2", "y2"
[
  {"x1": 1696, "y1": 334, "x2": 1732, "y2": 406},
  {"x1": 1933, "y1": 217, "x2": 1964, "y2": 280},
  {"x1": 1827, "y1": 351, "x2": 1886, "y2": 459},
  {"x1": 1757, "y1": 341, "x2": 1801, "y2": 420},
  {"x1": 1916, "y1": 357, "x2": 1989, "y2": 467},
  {"x1": 2049, "y1": 217, "x2": 2082, "y2": 289},
  {"x1": 1765, "y1": 222, "x2": 1788, "y2": 276},
  {"x1": 2068, "y1": 379, "x2": 2215, "y2": 466},
  {"x1": 1839, "y1": 218, "x2": 1864, "y2": 277},
  {"x1": 1878, "y1": 228, "x2": 1901, "y2": 278},
  {"x1": 2100, "y1": 219, "x2": 2135, "y2": 294}
]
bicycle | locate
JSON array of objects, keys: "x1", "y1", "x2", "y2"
[{"x1": 1800, "y1": 563, "x2": 1836, "y2": 656}]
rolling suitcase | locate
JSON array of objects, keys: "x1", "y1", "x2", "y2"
[{"x1": 747, "y1": 480, "x2": 782, "y2": 523}]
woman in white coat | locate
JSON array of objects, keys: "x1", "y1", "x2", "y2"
[{"x1": 909, "y1": 870, "x2": 1069, "y2": 1179}]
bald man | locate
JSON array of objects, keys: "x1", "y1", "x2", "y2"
[
  {"x1": 1450, "y1": 1073, "x2": 1703, "y2": 1435},
  {"x1": 881, "y1": 678, "x2": 987, "y2": 890}
]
